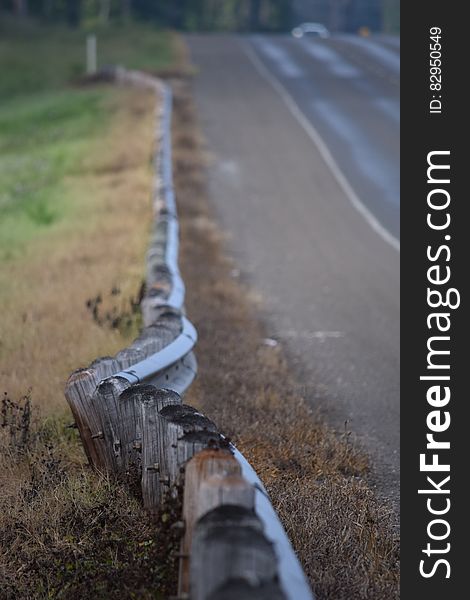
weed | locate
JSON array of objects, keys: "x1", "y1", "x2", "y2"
[
  {"x1": 1, "y1": 391, "x2": 32, "y2": 451},
  {"x1": 85, "y1": 281, "x2": 145, "y2": 336}
]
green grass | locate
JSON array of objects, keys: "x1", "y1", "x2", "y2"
[
  {"x1": 0, "y1": 18, "x2": 176, "y2": 258},
  {"x1": 0, "y1": 89, "x2": 110, "y2": 254},
  {"x1": 0, "y1": 18, "x2": 175, "y2": 101}
]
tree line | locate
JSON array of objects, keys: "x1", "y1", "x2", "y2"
[{"x1": 2, "y1": 0, "x2": 294, "y2": 31}]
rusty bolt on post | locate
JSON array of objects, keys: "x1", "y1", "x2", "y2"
[{"x1": 146, "y1": 463, "x2": 160, "y2": 472}]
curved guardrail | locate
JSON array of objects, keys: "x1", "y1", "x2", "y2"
[
  {"x1": 113, "y1": 316, "x2": 196, "y2": 385},
  {"x1": 65, "y1": 68, "x2": 313, "y2": 600}
]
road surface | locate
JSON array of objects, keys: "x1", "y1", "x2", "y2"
[{"x1": 186, "y1": 34, "x2": 400, "y2": 508}]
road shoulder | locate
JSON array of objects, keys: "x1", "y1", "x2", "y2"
[{"x1": 172, "y1": 76, "x2": 400, "y2": 600}]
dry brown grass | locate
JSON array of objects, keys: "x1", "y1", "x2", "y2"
[
  {"x1": 171, "y1": 79, "x2": 400, "y2": 600},
  {"x1": 0, "y1": 87, "x2": 155, "y2": 416},
  {"x1": 0, "y1": 86, "x2": 183, "y2": 599},
  {"x1": 0, "y1": 393, "x2": 180, "y2": 599}
]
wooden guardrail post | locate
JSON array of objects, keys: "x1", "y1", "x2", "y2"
[
  {"x1": 141, "y1": 399, "x2": 222, "y2": 513},
  {"x1": 116, "y1": 383, "x2": 157, "y2": 475},
  {"x1": 190, "y1": 502, "x2": 285, "y2": 600},
  {"x1": 179, "y1": 447, "x2": 287, "y2": 599},
  {"x1": 90, "y1": 375, "x2": 131, "y2": 472},
  {"x1": 115, "y1": 347, "x2": 145, "y2": 369},
  {"x1": 65, "y1": 355, "x2": 122, "y2": 468},
  {"x1": 139, "y1": 387, "x2": 181, "y2": 511},
  {"x1": 131, "y1": 308, "x2": 183, "y2": 353},
  {"x1": 179, "y1": 449, "x2": 249, "y2": 595},
  {"x1": 65, "y1": 367, "x2": 102, "y2": 466}
]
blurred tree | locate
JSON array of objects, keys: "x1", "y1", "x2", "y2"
[
  {"x1": 13, "y1": 0, "x2": 28, "y2": 16},
  {"x1": 328, "y1": 0, "x2": 351, "y2": 31},
  {"x1": 99, "y1": 0, "x2": 111, "y2": 24},
  {"x1": 3, "y1": 0, "x2": 294, "y2": 31},
  {"x1": 65, "y1": 0, "x2": 81, "y2": 27},
  {"x1": 250, "y1": 0, "x2": 261, "y2": 29},
  {"x1": 382, "y1": 0, "x2": 399, "y2": 33},
  {"x1": 43, "y1": 0, "x2": 53, "y2": 18},
  {"x1": 121, "y1": 0, "x2": 131, "y2": 20},
  {"x1": 268, "y1": 0, "x2": 293, "y2": 30}
]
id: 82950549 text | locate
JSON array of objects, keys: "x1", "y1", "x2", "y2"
[{"x1": 429, "y1": 26, "x2": 443, "y2": 114}]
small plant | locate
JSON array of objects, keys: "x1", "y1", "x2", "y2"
[
  {"x1": 1, "y1": 391, "x2": 32, "y2": 451},
  {"x1": 85, "y1": 281, "x2": 145, "y2": 336},
  {"x1": 26, "y1": 200, "x2": 57, "y2": 225}
]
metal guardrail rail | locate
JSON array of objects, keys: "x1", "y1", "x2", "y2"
[
  {"x1": 65, "y1": 69, "x2": 314, "y2": 600},
  {"x1": 113, "y1": 316, "x2": 197, "y2": 385}
]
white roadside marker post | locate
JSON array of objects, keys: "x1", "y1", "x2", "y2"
[{"x1": 86, "y1": 34, "x2": 97, "y2": 75}]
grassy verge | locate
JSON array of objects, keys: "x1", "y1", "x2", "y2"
[
  {"x1": 171, "y1": 78, "x2": 400, "y2": 599},
  {"x1": 0, "y1": 81, "x2": 182, "y2": 594},
  {"x1": 0, "y1": 88, "x2": 110, "y2": 254},
  {"x1": 1, "y1": 20, "x2": 181, "y2": 599},
  {"x1": 0, "y1": 20, "x2": 182, "y2": 412},
  {"x1": 0, "y1": 20, "x2": 181, "y2": 256},
  {"x1": 0, "y1": 86, "x2": 157, "y2": 415}
]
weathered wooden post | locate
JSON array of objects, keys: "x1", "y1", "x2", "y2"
[
  {"x1": 65, "y1": 354, "x2": 121, "y2": 467},
  {"x1": 141, "y1": 399, "x2": 222, "y2": 513},
  {"x1": 115, "y1": 347, "x2": 145, "y2": 370},
  {"x1": 64, "y1": 367, "x2": 102, "y2": 466},
  {"x1": 116, "y1": 384, "x2": 158, "y2": 475},
  {"x1": 90, "y1": 376, "x2": 131, "y2": 472},
  {"x1": 140, "y1": 388, "x2": 181, "y2": 511},
  {"x1": 190, "y1": 505, "x2": 285, "y2": 600},
  {"x1": 179, "y1": 449, "x2": 250, "y2": 594},
  {"x1": 90, "y1": 355, "x2": 121, "y2": 380},
  {"x1": 132, "y1": 307, "x2": 183, "y2": 352}
]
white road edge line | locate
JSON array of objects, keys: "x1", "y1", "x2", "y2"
[{"x1": 242, "y1": 40, "x2": 400, "y2": 252}]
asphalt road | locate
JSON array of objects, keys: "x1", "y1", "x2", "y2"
[{"x1": 186, "y1": 34, "x2": 400, "y2": 508}]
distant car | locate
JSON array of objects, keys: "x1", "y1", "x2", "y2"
[{"x1": 291, "y1": 22, "x2": 330, "y2": 39}]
